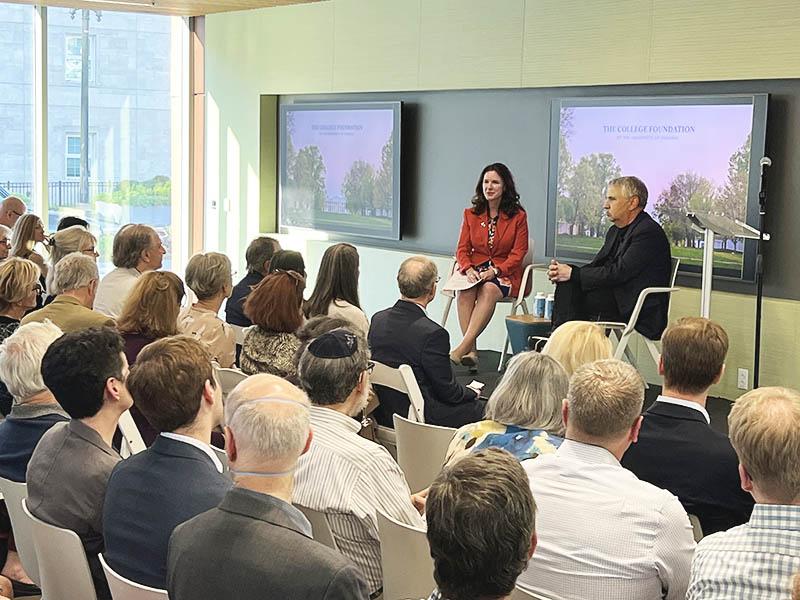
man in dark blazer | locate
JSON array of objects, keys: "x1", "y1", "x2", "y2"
[
  {"x1": 167, "y1": 374, "x2": 369, "y2": 600},
  {"x1": 549, "y1": 176, "x2": 671, "y2": 340},
  {"x1": 225, "y1": 236, "x2": 280, "y2": 327},
  {"x1": 369, "y1": 256, "x2": 485, "y2": 428},
  {"x1": 102, "y1": 336, "x2": 231, "y2": 590},
  {"x1": 622, "y1": 317, "x2": 754, "y2": 535}
]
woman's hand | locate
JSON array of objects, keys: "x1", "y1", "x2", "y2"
[
  {"x1": 479, "y1": 268, "x2": 496, "y2": 282},
  {"x1": 466, "y1": 268, "x2": 479, "y2": 283}
]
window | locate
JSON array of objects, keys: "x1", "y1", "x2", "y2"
[
  {"x1": 64, "y1": 34, "x2": 96, "y2": 84},
  {"x1": 65, "y1": 133, "x2": 95, "y2": 178}
]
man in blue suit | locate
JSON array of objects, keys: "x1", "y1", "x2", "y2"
[{"x1": 102, "y1": 335, "x2": 231, "y2": 590}]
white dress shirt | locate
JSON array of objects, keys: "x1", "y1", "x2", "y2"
[
  {"x1": 655, "y1": 394, "x2": 710, "y2": 424},
  {"x1": 159, "y1": 432, "x2": 224, "y2": 474},
  {"x1": 293, "y1": 405, "x2": 424, "y2": 594},
  {"x1": 517, "y1": 439, "x2": 695, "y2": 600},
  {"x1": 93, "y1": 267, "x2": 141, "y2": 319}
]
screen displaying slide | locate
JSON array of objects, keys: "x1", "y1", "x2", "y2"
[
  {"x1": 279, "y1": 102, "x2": 401, "y2": 240},
  {"x1": 549, "y1": 96, "x2": 767, "y2": 280}
]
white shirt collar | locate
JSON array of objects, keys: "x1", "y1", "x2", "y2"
[
  {"x1": 655, "y1": 394, "x2": 710, "y2": 424},
  {"x1": 401, "y1": 298, "x2": 428, "y2": 316},
  {"x1": 160, "y1": 432, "x2": 224, "y2": 473}
]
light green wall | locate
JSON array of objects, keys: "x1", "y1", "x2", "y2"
[{"x1": 205, "y1": 0, "x2": 800, "y2": 400}]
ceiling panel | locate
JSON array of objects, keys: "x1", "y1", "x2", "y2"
[{"x1": 6, "y1": 0, "x2": 322, "y2": 17}]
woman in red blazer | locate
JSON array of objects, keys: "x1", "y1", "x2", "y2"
[{"x1": 451, "y1": 163, "x2": 528, "y2": 370}]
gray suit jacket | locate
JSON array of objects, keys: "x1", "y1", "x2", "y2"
[{"x1": 167, "y1": 487, "x2": 369, "y2": 600}]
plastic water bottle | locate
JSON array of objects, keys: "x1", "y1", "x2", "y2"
[
  {"x1": 533, "y1": 292, "x2": 546, "y2": 318},
  {"x1": 544, "y1": 293, "x2": 555, "y2": 321}
]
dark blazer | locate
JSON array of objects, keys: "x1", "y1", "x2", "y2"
[
  {"x1": 573, "y1": 210, "x2": 671, "y2": 339},
  {"x1": 225, "y1": 271, "x2": 262, "y2": 327},
  {"x1": 368, "y1": 300, "x2": 484, "y2": 428},
  {"x1": 621, "y1": 400, "x2": 754, "y2": 535},
  {"x1": 102, "y1": 435, "x2": 232, "y2": 589},
  {"x1": 0, "y1": 406, "x2": 68, "y2": 483},
  {"x1": 167, "y1": 487, "x2": 369, "y2": 600}
]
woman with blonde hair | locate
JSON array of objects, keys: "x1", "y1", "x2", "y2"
[
  {"x1": 446, "y1": 352, "x2": 569, "y2": 464},
  {"x1": 10, "y1": 214, "x2": 48, "y2": 276},
  {"x1": 0, "y1": 258, "x2": 41, "y2": 344},
  {"x1": 45, "y1": 225, "x2": 98, "y2": 296},
  {"x1": 541, "y1": 320, "x2": 613, "y2": 376}
]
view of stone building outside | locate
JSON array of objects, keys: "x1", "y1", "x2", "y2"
[{"x1": 0, "y1": 3, "x2": 176, "y2": 275}]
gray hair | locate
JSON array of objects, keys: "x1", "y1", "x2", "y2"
[
  {"x1": 185, "y1": 252, "x2": 232, "y2": 301},
  {"x1": 0, "y1": 321, "x2": 63, "y2": 402},
  {"x1": 0, "y1": 224, "x2": 11, "y2": 239},
  {"x1": 47, "y1": 225, "x2": 97, "y2": 294},
  {"x1": 397, "y1": 256, "x2": 437, "y2": 298},
  {"x1": 608, "y1": 176, "x2": 648, "y2": 208},
  {"x1": 297, "y1": 327, "x2": 369, "y2": 406},
  {"x1": 245, "y1": 236, "x2": 279, "y2": 275},
  {"x1": 485, "y1": 352, "x2": 569, "y2": 435},
  {"x1": 567, "y1": 359, "x2": 644, "y2": 439},
  {"x1": 224, "y1": 377, "x2": 310, "y2": 463},
  {"x1": 53, "y1": 252, "x2": 99, "y2": 293}
]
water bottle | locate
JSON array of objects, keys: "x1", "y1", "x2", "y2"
[
  {"x1": 544, "y1": 293, "x2": 555, "y2": 321},
  {"x1": 533, "y1": 292, "x2": 546, "y2": 318}
]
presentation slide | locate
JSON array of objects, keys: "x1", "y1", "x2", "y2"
[
  {"x1": 554, "y1": 101, "x2": 757, "y2": 277},
  {"x1": 280, "y1": 105, "x2": 399, "y2": 239}
]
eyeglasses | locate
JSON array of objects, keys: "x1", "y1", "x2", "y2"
[
  {"x1": 435, "y1": 276, "x2": 441, "y2": 283},
  {"x1": 32, "y1": 283, "x2": 43, "y2": 295},
  {"x1": 365, "y1": 361, "x2": 375, "y2": 374},
  {"x1": 11, "y1": 210, "x2": 24, "y2": 217},
  {"x1": 0, "y1": 239, "x2": 9, "y2": 247}
]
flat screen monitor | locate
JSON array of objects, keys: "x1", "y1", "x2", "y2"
[
  {"x1": 279, "y1": 101, "x2": 402, "y2": 240},
  {"x1": 546, "y1": 94, "x2": 769, "y2": 281}
]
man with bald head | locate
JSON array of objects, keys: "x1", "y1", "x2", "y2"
[
  {"x1": 166, "y1": 374, "x2": 369, "y2": 600},
  {"x1": 369, "y1": 256, "x2": 484, "y2": 428},
  {"x1": 0, "y1": 196, "x2": 26, "y2": 230}
]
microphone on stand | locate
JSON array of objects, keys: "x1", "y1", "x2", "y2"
[{"x1": 759, "y1": 156, "x2": 772, "y2": 170}]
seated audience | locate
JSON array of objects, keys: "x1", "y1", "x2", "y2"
[
  {"x1": 0, "y1": 225, "x2": 10, "y2": 261},
  {"x1": 0, "y1": 258, "x2": 41, "y2": 344},
  {"x1": 295, "y1": 329, "x2": 424, "y2": 595},
  {"x1": 288, "y1": 315, "x2": 351, "y2": 385},
  {"x1": 369, "y1": 256, "x2": 484, "y2": 428},
  {"x1": 103, "y1": 336, "x2": 231, "y2": 589},
  {"x1": 10, "y1": 213, "x2": 48, "y2": 280},
  {"x1": 0, "y1": 196, "x2": 25, "y2": 230},
  {"x1": 517, "y1": 359, "x2": 695, "y2": 600},
  {"x1": 267, "y1": 249, "x2": 306, "y2": 276},
  {"x1": 45, "y1": 224, "x2": 98, "y2": 297},
  {"x1": 687, "y1": 386, "x2": 800, "y2": 600},
  {"x1": 21, "y1": 252, "x2": 114, "y2": 332},
  {"x1": 94, "y1": 224, "x2": 165, "y2": 319},
  {"x1": 57, "y1": 215, "x2": 90, "y2": 230},
  {"x1": 445, "y1": 351, "x2": 568, "y2": 464},
  {"x1": 622, "y1": 317, "x2": 754, "y2": 535},
  {"x1": 305, "y1": 243, "x2": 369, "y2": 338},
  {"x1": 540, "y1": 320, "x2": 612, "y2": 376},
  {"x1": 178, "y1": 252, "x2": 235, "y2": 368},
  {"x1": 241, "y1": 270, "x2": 305, "y2": 378},
  {"x1": 167, "y1": 374, "x2": 369, "y2": 600},
  {"x1": 27, "y1": 327, "x2": 132, "y2": 600},
  {"x1": 426, "y1": 448, "x2": 537, "y2": 600},
  {"x1": 225, "y1": 235, "x2": 280, "y2": 327}
]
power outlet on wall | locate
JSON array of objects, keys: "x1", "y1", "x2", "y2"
[{"x1": 737, "y1": 368, "x2": 749, "y2": 390}]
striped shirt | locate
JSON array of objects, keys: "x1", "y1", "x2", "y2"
[
  {"x1": 687, "y1": 504, "x2": 800, "y2": 599},
  {"x1": 517, "y1": 439, "x2": 695, "y2": 600},
  {"x1": 293, "y1": 405, "x2": 425, "y2": 594}
]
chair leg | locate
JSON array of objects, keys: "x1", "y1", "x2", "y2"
[
  {"x1": 498, "y1": 333, "x2": 510, "y2": 372},
  {"x1": 440, "y1": 295, "x2": 453, "y2": 328}
]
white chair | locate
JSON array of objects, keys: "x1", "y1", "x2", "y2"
[
  {"x1": 371, "y1": 361, "x2": 426, "y2": 460},
  {"x1": 22, "y1": 498, "x2": 98, "y2": 600},
  {"x1": 215, "y1": 366, "x2": 248, "y2": 400},
  {"x1": 440, "y1": 238, "x2": 538, "y2": 371},
  {"x1": 210, "y1": 444, "x2": 229, "y2": 474},
  {"x1": 118, "y1": 409, "x2": 147, "y2": 458},
  {"x1": 511, "y1": 586, "x2": 553, "y2": 600},
  {"x1": 688, "y1": 513, "x2": 704, "y2": 542},
  {"x1": 597, "y1": 258, "x2": 681, "y2": 368},
  {"x1": 296, "y1": 505, "x2": 338, "y2": 551},
  {"x1": 393, "y1": 414, "x2": 455, "y2": 493},
  {"x1": 376, "y1": 509, "x2": 434, "y2": 600},
  {"x1": 0, "y1": 478, "x2": 39, "y2": 585},
  {"x1": 99, "y1": 553, "x2": 168, "y2": 599}
]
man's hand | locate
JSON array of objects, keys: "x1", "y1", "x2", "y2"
[
  {"x1": 547, "y1": 260, "x2": 572, "y2": 283},
  {"x1": 411, "y1": 488, "x2": 429, "y2": 515}
]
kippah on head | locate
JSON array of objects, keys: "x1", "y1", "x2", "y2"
[{"x1": 307, "y1": 328, "x2": 358, "y2": 359}]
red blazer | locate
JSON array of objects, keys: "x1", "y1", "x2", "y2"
[{"x1": 456, "y1": 207, "x2": 529, "y2": 296}]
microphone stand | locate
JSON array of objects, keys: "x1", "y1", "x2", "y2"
[{"x1": 753, "y1": 159, "x2": 769, "y2": 388}]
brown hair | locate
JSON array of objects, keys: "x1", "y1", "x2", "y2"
[
  {"x1": 127, "y1": 335, "x2": 216, "y2": 432},
  {"x1": 470, "y1": 162, "x2": 524, "y2": 217},
  {"x1": 0, "y1": 257, "x2": 41, "y2": 312},
  {"x1": 244, "y1": 271, "x2": 305, "y2": 332},
  {"x1": 10, "y1": 214, "x2": 44, "y2": 260},
  {"x1": 117, "y1": 271, "x2": 185, "y2": 338},
  {"x1": 112, "y1": 224, "x2": 158, "y2": 269},
  {"x1": 304, "y1": 243, "x2": 361, "y2": 318},
  {"x1": 661, "y1": 317, "x2": 728, "y2": 394}
]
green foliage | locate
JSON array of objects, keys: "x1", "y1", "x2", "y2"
[
  {"x1": 94, "y1": 176, "x2": 170, "y2": 207},
  {"x1": 565, "y1": 153, "x2": 621, "y2": 236},
  {"x1": 342, "y1": 160, "x2": 376, "y2": 215},
  {"x1": 654, "y1": 172, "x2": 715, "y2": 247},
  {"x1": 373, "y1": 135, "x2": 394, "y2": 215},
  {"x1": 290, "y1": 146, "x2": 327, "y2": 211}
]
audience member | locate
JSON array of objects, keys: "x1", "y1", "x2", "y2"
[
  {"x1": 517, "y1": 359, "x2": 694, "y2": 600},
  {"x1": 167, "y1": 374, "x2": 369, "y2": 600},
  {"x1": 687, "y1": 386, "x2": 800, "y2": 599},
  {"x1": 305, "y1": 243, "x2": 369, "y2": 338},
  {"x1": 21, "y1": 252, "x2": 114, "y2": 332},
  {"x1": 622, "y1": 317, "x2": 754, "y2": 534},
  {"x1": 426, "y1": 448, "x2": 537, "y2": 600},
  {"x1": 267, "y1": 249, "x2": 306, "y2": 277},
  {"x1": 0, "y1": 258, "x2": 41, "y2": 343},
  {"x1": 241, "y1": 270, "x2": 305, "y2": 378},
  {"x1": 45, "y1": 224, "x2": 98, "y2": 296},
  {"x1": 57, "y1": 215, "x2": 89, "y2": 231},
  {"x1": 0, "y1": 226, "x2": 10, "y2": 261},
  {"x1": 0, "y1": 575, "x2": 10, "y2": 599},
  {"x1": 0, "y1": 197, "x2": 25, "y2": 230},
  {"x1": 369, "y1": 256, "x2": 484, "y2": 428},
  {"x1": 445, "y1": 352, "x2": 568, "y2": 464},
  {"x1": 294, "y1": 315, "x2": 351, "y2": 364},
  {"x1": 541, "y1": 320, "x2": 612, "y2": 376},
  {"x1": 295, "y1": 328, "x2": 424, "y2": 595},
  {"x1": 103, "y1": 336, "x2": 231, "y2": 589},
  {"x1": 794, "y1": 572, "x2": 800, "y2": 600},
  {"x1": 10, "y1": 214, "x2": 48, "y2": 279},
  {"x1": 225, "y1": 235, "x2": 280, "y2": 327},
  {"x1": 94, "y1": 224, "x2": 165, "y2": 319},
  {"x1": 27, "y1": 327, "x2": 132, "y2": 600}
]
